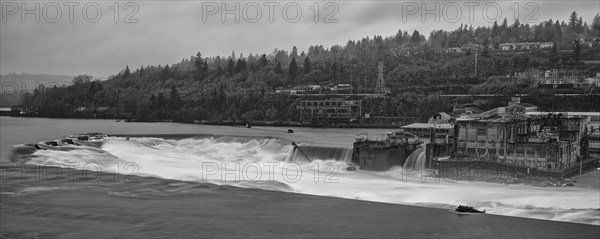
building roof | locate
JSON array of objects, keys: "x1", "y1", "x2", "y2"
[
  {"x1": 401, "y1": 123, "x2": 453, "y2": 129},
  {"x1": 430, "y1": 112, "x2": 452, "y2": 120},
  {"x1": 453, "y1": 107, "x2": 484, "y2": 115},
  {"x1": 473, "y1": 108, "x2": 501, "y2": 119},
  {"x1": 516, "y1": 103, "x2": 537, "y2": 108},
  {"x1": 438, "y1": 112, "x2": 452, "y2": 119},
  {"x1": 507, "y1": 103, "x2": 537, "y2": 109},
  {"x1": 525, "y1": 112, "x2": 600, "y2": 117}
]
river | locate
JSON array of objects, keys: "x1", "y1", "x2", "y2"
[{"x1": 1, "y1": 117, "x2": 599, "y2": 238}]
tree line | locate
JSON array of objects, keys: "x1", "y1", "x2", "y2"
[{"x1": 20, "y1": 12, "x2": 600, "y2": 123}]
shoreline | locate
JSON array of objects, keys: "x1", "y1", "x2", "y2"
[{"x1": 0, "y1": 115, "x2": 406, "y2": 129}]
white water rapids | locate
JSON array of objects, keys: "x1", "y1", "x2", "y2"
[{"x1": 20, "y1": 136, "x2": 600, "y2": 225}]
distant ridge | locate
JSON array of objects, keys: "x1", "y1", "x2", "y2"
[
  {"x1": 0, "y1": 73, "x2": 106, "y2": 90},
  {"x1": 0, "y1": 73, "x2": 105, "y2": 106}
]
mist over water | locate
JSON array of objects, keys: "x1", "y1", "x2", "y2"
[{"x1": 18, "y1": 136, "x2": 600, "y2": 225}]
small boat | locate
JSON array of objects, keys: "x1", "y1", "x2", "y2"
[
  {"x1": 453, "y1": 205, "x2": 485, "y2": 214},
  {"x1": 287, "y1": 128, "x2": 294, "y2": 133}
]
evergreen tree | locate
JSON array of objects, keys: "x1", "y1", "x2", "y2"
[
  {"x1": 260, "y1": 54, "x2": 268, "y2": 66},
  {"x1": 411, "y1": 30, "x2": 421, "y2": 44},
  {"x1": 572, "y1": 38, "x2": 582, "y2": 63},
  {"x1": 395, "y1": 28, "x2": 404, "y2": 44},
  {"x1": 227, "y1": 59, "x2": 235, "y2": 75},
  {"x1": 554, "y1": 20, "x2": 563, "y2": 39},
  {"x1": 582, "y1": 22, "x2": 591, "y2": 37},
  {"x1": 123, "y1": 65, "x2": 130, "y2": 78},
  {"x1": 150, "y1": 94, "x2": 156, "y2": 107},
  {"x1": 591, "y1": 13, "x2": 600, "y2": 36},
  {"x1": 512, "y1": 18, "x2": 520, "y2": 29},
  {"x1": 568, "y1": 11, "x2": 580, "y2": 33},
  {"x1": 203, "y1": 59, "x2": 209, "y2": 72},
  {"x1": 550, "y1": 42, "x2": 559, "y2": 65},
  {"x1": 303, "y1": 57, "x2": 312, "y2": 74},
  {"x1": 161, "y1": 65, "x2": 170, "y2": 80},
  {"x1": 331, "y1": 62, "x2": 338, "y2": 83},
  {"x1": 235, "y1": 59, "x2": 247, "y2": 73},
  {"x1": 169, "y1": 85, "x2": 183, "y2": 109},
  {"x1": 289, "y1": 57, "x2": 297, "y2": 78},
  {"x1": 157, "y1": 92, "x2": 165, "y2": 109},
  {"x1": 274, "y1": 62, "x2": 283, "y2": 74},
  {"x1": 291, "y1": 46, "x2": 298, "y2": 59},
  {"x1": 491, "y1": 21, "x2": 500, "y2": 37},
  {"x1": 88, "y1": 81, "x2": 98, "y2": 96},
  {"x1": 195, "y1": 52, "x2": 205, "y2": 73}
]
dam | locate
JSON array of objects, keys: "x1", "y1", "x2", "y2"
[{"x1": 352, "y1": 131, "x2": 423, "y2": 171}]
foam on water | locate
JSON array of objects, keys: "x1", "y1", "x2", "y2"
[{"x1": 20, "y1": 136, "x2": 600, "y2": 225}]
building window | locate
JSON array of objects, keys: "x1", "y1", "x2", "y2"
[{"x1": 477, "y1": 128, "x2": 487, "y2": 136}]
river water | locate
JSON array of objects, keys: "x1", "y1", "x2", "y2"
[{"x1": 1, "y1": 116, "x2": 599, "y2": 236}]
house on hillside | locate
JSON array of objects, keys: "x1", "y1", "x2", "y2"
[
  {"x1": 460, "y1": 43, "x2": 478, "y2": 52},
  {"x1": 539, "y1": 42, "x2": 554, "y2": 49},
  {"x1": 445, "y1": 47, "x2": 463, "y2": 54},
  {"x1": 499, "y1": 42, "x2": 553, "y2": 51},
  {"x1": 500, "y1": 43, "x2": 516, "y2": 51},
  {"x1": 515, "y1": 42, "x2": 537, "y2": 50}
]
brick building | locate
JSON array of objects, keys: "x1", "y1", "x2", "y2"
[{"x1": 454, "y1": 115, "x2": 584, "y2": 170}]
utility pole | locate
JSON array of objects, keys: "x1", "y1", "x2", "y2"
[
  {"x1": 375, "y1": 61, "x2": 386, "y2": 95},
  {"x1": 474, "y1": 45, "x2": 478, "y2": 78}
]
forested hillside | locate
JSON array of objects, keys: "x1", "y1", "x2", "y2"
[{"x1": 20, "y1": 12, "x2": 600, "y2": 123}]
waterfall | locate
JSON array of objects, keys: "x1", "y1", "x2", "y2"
[
  {"x1": 289, "y1": 145, "x2": 353, "y2": 163},
  {"x1": 403, "y1": 147, "x2": 426, "y2": 172}
]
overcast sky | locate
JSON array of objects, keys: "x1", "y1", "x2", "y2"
[{"x1": 1, "y1": 0, "x2": 598, "y2": 77}]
